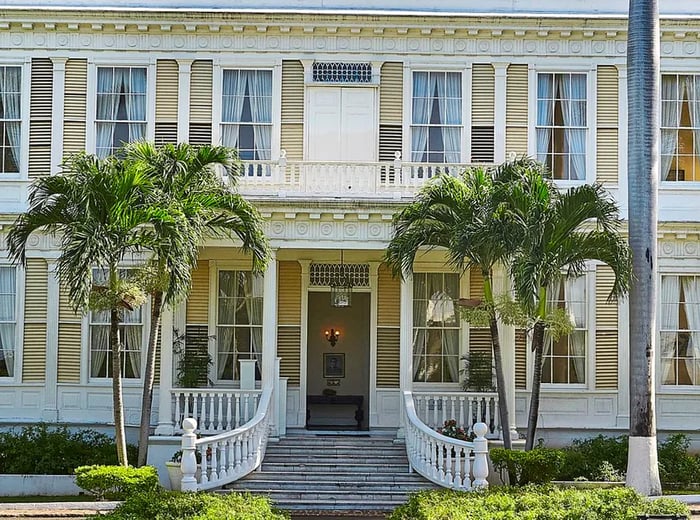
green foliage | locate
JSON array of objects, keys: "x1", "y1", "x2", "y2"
[
  {"x1": 74, "y1": 465, "x2": 160, "y2": 500},
  {"x1": 93, "y1": 490, "x2": 289, "y2": 520},
  {"x1": 388, "y1": 486, "x2": 689, "y2": 520},
  {"x1": 490, "y1": 447, "x2": 565, "y2": 485},
  {"x1": 658, "y1": 433, "x2": 700, "y2": 486},
  {"x1": 437, "y1": 420, "x2": 471, "y2": 442},
  {"x1": 0, "y1": 424, "x2": 136, "y2": 475},
  {"x1": 460, "y1": 351, "x2": 495, "y2": 392},
  {"x1": 558, "y1": 435, "x2": 628, "y2": 481}
]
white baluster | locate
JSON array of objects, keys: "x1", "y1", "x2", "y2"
[
  {"x1": 458, "y1": 396, "x2": 465, "y2": 429},
  {"x1": 432, "y1": 397, "x2": 438, "y2": 428},
  {"x1": 174, "y1": 392, "x2": 182, "y2": 432},
  {"x1": 467, "y1": 398, "x2": 474, "y2": 434},
  {"x1": 449, "y1": 396, "x2": 456, "y2": 424},
  {"x1": 209, "y1": 441, "x2": 219, "y2": 482},
  {"x1": 199, "y1": 444, "x2": 209, "y2": 484},
  {"x1": 180, "y1": 418, "x2": 198, "y2": 492},
  {"x1": 192, "y1": 392, "x2": 199, "y2": 428},
  {"x1": 453, "y1": 446, "x2": 462, "y2": 488},
  {"x1": 208, "y1": 392, "x2": 216, "y2": 431},
  {"x1": 472, "y1": 422, "x2": 489, "y2": 489},
  {"x1": 234, "y1": 394, "x2": 241, "y2": 427}
]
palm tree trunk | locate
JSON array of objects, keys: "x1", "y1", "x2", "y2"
[
  {"x1": 626, "y1": 0, "x2": 662, "y2": 496},
  {"x1": 110, "y1": 306, "x2": 128, "y2": 466},
  {"x1": 525, "y1": 320, "x2": 545, "y2": 451},
  {"x1": 137, "y1": 290, "x2": 164, "y2": 467}
]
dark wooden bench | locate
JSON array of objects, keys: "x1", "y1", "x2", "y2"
[{"x1": 306, "y1": 394, "x2": 364, "y2": 430}]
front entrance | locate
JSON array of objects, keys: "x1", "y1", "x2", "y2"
[{"x1": 305, "y1": 292, "x2": 370, "y2": 430}]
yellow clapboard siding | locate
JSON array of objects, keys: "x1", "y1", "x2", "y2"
[
  {"x1": 278, "y1": 261, "x2": 301, "y2": 325},
  {"x1": 472, "y1": 64, "x2": 495, "y2": 126},
  {"x1": 186, "y1": 262, "x2": 209, "y2": 324},
  {"x1": 596, "y1": 129, "x2": 619, "y2": 184},
  {"x1": 378, "y1": 264, "x2": 400, "y2": 327},
  {"x1": 278, "y1": 326, "x2": 301, "y2": 385},
  {"x1": 281, "y1": 60, "x2": 304, "y2": 123},
  {"x1": 23, "y1": 258, "x2": 48, "y2": 381},
  {"x1": 506, "y1": 64, "x2": 528, "y2": 126},
  {"x1": 63, "y1": 59, "x2": 87, "y2": 155},
  {"x1": 469, "y1": 266, "x2": 484, "y2": 300},
  {"x1": 596, "y1": 331, "x2": 618, "y2": 389},
  {"x1": 596, "y1": 265, "x2": 618, "y2": 389},
  {"x1": 156, "y1": 59, "x2": 179, "y2": 122},
  {"x1": 190, "y1": 60, "x2": 212, "y2": 123},
  {"x1": 515, "y1": 329, "x2": 527, "y2": 389},
  {"x1": 281, "y1": 123, "x2": 303, "y2": 160},
  {"x1": 58, "y1": 323, "x2": 82, "y2": 383},
  {"x1": 23, "y1": 325, "x2": 47, "y2": 382},
  {"x1": 29, "y1": 58, "x2": 53, "y2": 179},
  {"x1": 469, "y1": 327, "x2": 491, "y2": 357},
  {"x1": 506, "y1": 126, "x2": 528, "y2": 157},
  {"x1": 58, "y1": 284, "x2": 81, "y2": 321},
  {"x1": 380, "y1": 62, "x2": 403, "y2": 125},
  {"x1": 597, "y1": 65, "x2": 619, "y2": 128},
  {"x1": 596, "y1": 265, "x2": 618, "y2": 329},
  {"x1": 377, "y1": 327, "x2": 400, "y2": 388}
]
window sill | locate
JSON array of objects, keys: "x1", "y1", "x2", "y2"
[
  {"x1": 659, "y1": 181, "x2": 700, "y2": 191},
  {"x1": 658, "y1": 386, "x2": 700, "y2": 394}
]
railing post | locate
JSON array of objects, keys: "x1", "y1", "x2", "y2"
[
  {"x1": 277, "y1": 149, "x2": 287, "y2": 186},
  {"x1": 472, "y1": 422, "x2": 489, "y2": 489},
  {"x1": 180, "y1": 418, "x2": 198, "y2": 492}
]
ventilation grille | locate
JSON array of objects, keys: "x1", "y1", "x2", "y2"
[
  {"x1": 471, "y1": 126, "x2": 495, "y2": 163},
  {"x1": 189, "y1": 122, "x2": 212, "y2": 146},
  {"x1": 312, "y1": 62, "x2": 372, "y2": 84},
  {"x1": 309, "y1": 263, "x2": 370, "y2": 287},
  {"x1": 155, "y1": 122, "x2": 177, "y2": 145}
]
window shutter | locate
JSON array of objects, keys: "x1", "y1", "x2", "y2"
[{"x1": 29, "y1": 58, "x2": 52, "y2": 178}]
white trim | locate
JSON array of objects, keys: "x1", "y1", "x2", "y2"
[
  {"x1": 298, "y1": 259, "x2": 310, "y2": 426},
  {"x1": 463, "y1": 64, "x2": 472, "y2": 163},
  {"x1": 177, "y1": 59, "x2": 193, "y2": 143},
  {"x1": 0, "y1": 264, "x2": 23, "y2": 384},
  {"x1": 493, "y1": 62, "x2": 508, "y2": 164},
  {"x1": 43, "y1": 261, "x2": 59, "y2": 420},
  {"x1": 50, "y1": 58, "x2": 67, "y2": 176},
  {"x1": 368, "y1": 261, "x2": 379, "y2": 426},
  {"x1": 19, "y1": 58, "x2": 31, "y2": 181}
]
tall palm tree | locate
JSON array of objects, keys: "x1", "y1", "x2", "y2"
[
  {"x1": 124, "y1": 141, "x2": 270, "y2": 466},
  {"x1": 6, "y1": 153, "x2": 169, "y2": 465},
  {"x1": 503, "y1": 165, "x2": 632, "y2": 450},
  {"x1": 385, "y1": 166, "x2": 514, "y2": 450},
  {"x1": 626, "y1": 0, "x2": 662, "y2": 496}
]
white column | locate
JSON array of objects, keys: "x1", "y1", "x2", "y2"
[
  {"x1": 50, "y1": 58, "x2": 67, "y2": 175},
  {"x1": 262, "y1": 251, "x2": 278, "y2": 436},
  {"x1": 368, "y1": 262, "x2": 379, "y2": 427},
  {"x1": 616, "y1": 64, "x2": 629, "y2": 220},
  {"x1": 617, "y1": 296, "x2": 630, "y2": 428},
  {"x1": 493, "y1": 265, "x2": 518, "y2": 440},
  {"x1": 397, "y1": 274, "x2": 413, "y2": 438},
  {"x1": 155, "y1": 307, "x2": 175, "y2": 435},
  {"x1": 42, "y1": 261, "x2": 59, "y2": 421},
  {"x1": 177, "y1": 60, "x2": 193, "y2": 143},
  {"x1": 493, "y1": 62, "x2": 509, "y2": 164},
  {"x1": 298, "y1": 260, "x2": 311, "y2": 426}
]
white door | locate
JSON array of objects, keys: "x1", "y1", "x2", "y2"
[{"x1": 307, "y1": 87, "x2": 376, "y2": 162}]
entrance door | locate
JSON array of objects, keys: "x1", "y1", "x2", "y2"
[{"x1": 307, "y1": 87, "x2": 377, "y2": 162}]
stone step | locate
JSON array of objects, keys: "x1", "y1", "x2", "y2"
[
  {"x1": 232, "y1": 489, "x2": 416, "y2": 501},
  {"x1": 266, "y1": 445, "x2": 406, "y2": 455},
  {"x1": 235, "y1": 472, "x2": 429, "y2": 483},
  {"x1": 260, "y1": 462, "x2": 410, "y2": 473},
  {"x1": 262, "y1": 454, "x2": 408, "y2": 464}
]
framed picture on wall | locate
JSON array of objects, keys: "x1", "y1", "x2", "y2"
[{"x1": 323, "y1": 353, "x2": 345, "y2": 378}]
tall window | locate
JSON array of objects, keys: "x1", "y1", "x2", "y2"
[
  {"x1": 221, "y1": 70, "x2": 272, "y2": 161},
  {"x1": 661, "y1": 74, "x2": 700, "y2": 182},
  {"x1": 412, "y1": 272, "x2": 460, "y2": 383},
  {"x1": 0, "y1": 267, "x2": 16, "y2": 378},
  {"x1": 660, "y1": 275, "x2": 700, "y2": 385},
  {"x1": 543, "y1": 276, "x2": 587, "y2": 384},
  {"x1": 95, "y1": 67, "x2": 147, "y2": 158},
  {"x1": 411, "y1": 71, "x2": 462, "y2": 163},
  {"x1": 536, "y1": 73, "x2": 587, "y2": 181},
  {"x1": 89, "y1": 269, "x2": 144, "y2": 379},
  {"x1": 0, "y1": 67, "x2": 21, "y2": 174},
  {"x1": 216, "y1": 270, "x2": 263, "y2": 381}
]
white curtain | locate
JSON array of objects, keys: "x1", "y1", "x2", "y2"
[
  {"x1": 412, "y1": 274, "x2": 427, "y2": 380},
  {"x1": 221, "y1": 70, "x2": 245, "y2": 148},
  {"x1": 1, "y1": 67, "x2": 21, "y2": 170},
  {"x1": 682, "y1": 277, "x2": 700, "y2": 385},
  {"x1": 684, "y1": 76, "x2": 700, "y2": 161},
  {"x1": 96, "y1": 68, "x2": 120, "y2": 157},
  {"x1": 536, "y1": 74, "x2": 554, "y2": 164},
  {"x1": 0, "y1": 268, "x2": 16, "y2": 377},
  {"x1": 411, "y1": 72, "x2": 431, "y2": 162},
  {"x1": 125, "y1": 68, "x2": 147, "y2": 142},
  {"x1": 248, "y1": 71, "x2": 272, "y2": 160},
  {"x1": 90, "y1": 322, "x2": 109, "y2": 378},
  {"x1": 217, "y1": 272, "x2": 238, "y2": 380},
  {"x1": 661, "y1": 76, "x2": 680, "y2": 181},
  {"x1": 244, "y1": 273, "x2": 264, "y2": 375},
  {"x1": 442, "y1": 72, "x2": 461, "y2": 164},
  {"x1": 660, "y1": 276, "x2": 680, "y2": 384},
  {"x1": 566, "y1": 276, "x2": 587, "y2": 383},
  {"x1": 560, "y1": 75, "x2": 587, "y2": 180},
  {"x1": 122, "y1": 308, "x2": 142, "y2": 378}
]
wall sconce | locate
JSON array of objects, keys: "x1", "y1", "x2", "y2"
[{"x1": 325, "y1": 328, "x2": 340, "y2": 347}]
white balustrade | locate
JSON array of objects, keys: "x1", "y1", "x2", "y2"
[
  {"x1": 403, "y1": 390, "x2": 489, "y2": 491},
  {"x1": 171, "y1": 389, "x2": 262, "y2": 435},
  {"x1": 180, "y1": 384, "x2": 273, "y2": 492},
  {"x1": 412, "y1": 391, "x2": 500, "y2": 438}
]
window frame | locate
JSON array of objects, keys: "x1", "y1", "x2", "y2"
[
  {"x1": 0, "y1": 264, "x2": 22, "y2": 382},
  {"x1": 0, "y1": 60, "x2": 29, "y2": 180}
]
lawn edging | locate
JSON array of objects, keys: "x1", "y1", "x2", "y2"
[{"x1": 0, "y1": 475, "x2": 82, "y2": 496}]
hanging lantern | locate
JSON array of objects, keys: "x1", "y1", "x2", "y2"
[{"x1": 330, "y1": 251, "x2": 352, "y2": 308}]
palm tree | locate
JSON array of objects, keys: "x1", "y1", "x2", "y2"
[
  {"x1": 502, "y1": 164, "x2": 632, "y2": 450},
  {"x1": 6, "y1": 153, "x2": 169, "y2": 465},
  {"x1": 124, "y1": 141, "x2": 270, "y2": 466},
  {"x1": 626, "y1": 0, "x2": 662, "y2": 496},
  {"x1": 385, "y1": 166, "x2": 514, "y2": 450}
]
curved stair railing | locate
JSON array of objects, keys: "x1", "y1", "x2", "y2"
[
  {"x1": 403, "y1": 390, "x2": 489, "y2": 491},
  {"x1": 180, "y1": 384, "x2": 273, "y2": 491}
]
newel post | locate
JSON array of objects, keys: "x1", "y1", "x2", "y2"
[
  {"x1": 180, "y1": 418, "x2": 198, "y2": 492},
  {"x1": 472, "y1": 422, "x2": 489, "y2": 489}
]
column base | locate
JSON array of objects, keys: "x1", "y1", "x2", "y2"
[{"x1": 155, "y1": 423, "x2": 175, "y2": 436}]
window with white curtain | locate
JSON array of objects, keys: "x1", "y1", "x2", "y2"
[
  {"x1": 411, "y1": 71, "x2": 462, "y2": 164},
  {"x1": 660, "y1": 275, "x2": 700, "y2": 385},
  {"x1": 216, "y1": 270, "x2": 263, "y2": 381},
  {"x1": 0, "y1": 66, "x2": 22, "y2": 174},
  {"x1": 536, "y1": 73, "x2": 587, "y2": 181},
  {"x1": 220, "y1": 70, "x2": 272, "y2": 161},
  {"x1": 412, "y1": 272, "x2": 460, "y2": 383},
  {"x1": 542, "y1": 276, "x2": 587, "y2": 384},
  {"x1": 0, "y1": 267, "x2": 16, "y2": 378},
  {"x1": 95, "y1": 66, "x2": 147, "y2": 158},
  {"x1": 661, "y1": 74, "x2": 700, "y2": 182},
  {"x1": 89, "y1": 269, "x2": 144, "y2": 379}
]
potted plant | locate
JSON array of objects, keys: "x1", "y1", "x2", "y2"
[
  {"x1": 165, "y1": 449, "x2": 204, "y2": 491},
  {"x1": 436, "y1": 420, "x2": 473, "y2": 458}
]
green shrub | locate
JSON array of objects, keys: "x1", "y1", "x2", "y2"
[
  {"x1": 558, "y1": 434, "x2": 628, "y2": 481},
  {"x1": 658, "y1": 433, "x2": 700, "y2": 486},
  {"x1": 490, "y1": 447, "x2": 565, "y2": 485},
  {"x1": 92, "y1": 490, "x2": 289, "y2": 520},
  {"x1": 75, "y1": 465, "x2": 160, "y2": 500},
  {"x1": 0, "y1": 424, "x2": 137, "y2": 475},
  {"x1": 388, "y1": 486, "x2": 689, "y2": 520}
]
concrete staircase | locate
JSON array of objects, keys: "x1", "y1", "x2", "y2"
[{"x1": 223, "y1": 433, "x2": 439, "y2": 514}]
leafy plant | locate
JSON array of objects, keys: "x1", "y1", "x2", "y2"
[
  {"x1": 173, "y1": 329, "x2": 213, "y2": 388},
  {"x1": 658, "y1": 433, "x2": 700, "y2": 486},
  {"x1": 460, "y1": 351, "x2": 495, "y2": 392},
  {"x1": 490, "y1": 446, "x2": 565, "y2": 485},
  {"x1": 75, "y1": 465, "x2": 160, "y2": 500},
  {"x1": 436, "y1": 420, "x2": 471, "y2": 442},
  {"x1": 558, "y1": 434, "x2": 628, "y2": 481}
]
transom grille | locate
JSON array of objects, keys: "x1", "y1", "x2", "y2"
[
  {"x1": 312, "y1": 62, "x2": 372, "y2": 84},
  {"x1": 310, "y1": 263, "x2": 370, "y2": 287}
]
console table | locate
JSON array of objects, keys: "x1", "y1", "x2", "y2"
[{"x1": 306, "y1": 394, "x2": 364, "y2": 430}]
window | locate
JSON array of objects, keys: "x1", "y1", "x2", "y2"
[
  {"x1": 412, "y1": 272, "x2": 460, "y2": 383},
  {"x1": 0, "y1": 66, "x2": 22, "y2": 174},
  {"x1": 95, "y1": 67, "x2": 147, "y2": 158},
  {"x1": 89, "y1": 269, "x2": 144, "y2": 379},
  {"x1": 542, "y1": 276, "x2": 587, "y2": 384},
  {"x1": 221, "y1": 70, "x2": 272, "y2": 161},
  {"x1": 0, "y1": 267, "x2": 16, "y2": 377},
  {"x1": 536, "y1": 73, "x2": 587, "y2": 181},
  {"x1": 660, "y1": 275, "x2": 700, "y2": 385},
  {"x1": 661, "y1": 74, "x2": 700, "y2": 182},
  {"x1": 216, "y1": 270, "x2": 263, "y2": 381},
  {"x1": 411, "y1": 71, "x2": 462, "y2": 163}
]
